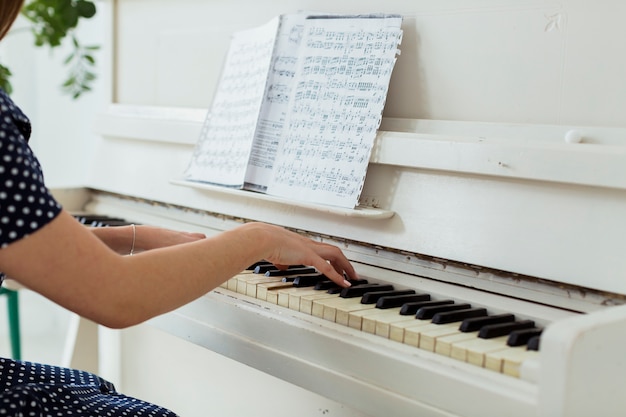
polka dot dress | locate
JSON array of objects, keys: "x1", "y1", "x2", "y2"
[
  {"x1": 0, "y1": 358, "x2": 178, "y2": 416},
  {"x1": 0, "y1": 90, "x2": 179, "y2": 416},
  {"x1": 0, "y1": 90, "x2": 61, "y2": 250}
]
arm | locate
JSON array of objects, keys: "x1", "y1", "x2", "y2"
[
  {"x1": 0, "y1": 210, "x2": 357, "y2": 329},
  {"x1": 90, "y1": 224, "x2": 206, "y2": 254}
]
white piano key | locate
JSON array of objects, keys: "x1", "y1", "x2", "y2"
[
  {"x1": 257, "y1": 281, "x2": 293, "y2": 302},
  {"x1": 357, "y1": 308, "x2": 413, "y2": 336},
  {"x1": 484, "y1": 346, "x2": 539, "y2": 377},
  {"x1": 434, "y1": 331, "x2": 480, "y2": 357},
  {"x1": 275, "y1": 287, "x2": 321, "y2": 311},
  {"x1": 298, "y1": 291, "x2": 338, "y2": 315},
  {"x1": 451, "y1": 335, "x2": 510, "y2": 367},
  {"x1": 417, "y1": 323, "x2": 462, "y2": 352}
]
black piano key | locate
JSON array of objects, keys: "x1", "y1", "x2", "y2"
[
  {"x1": 254, "y1": 264, "x2": 279, "y2": 274},
  {"x1": 315, "y1": 279, "x2": 368, "y2": 292},
  {"x1": 96, "y1": 220, "x2": 130, "y2": 227},
  {"x1": 399, "y1": 299, "x2": 454, "y2": 316},
  {"x1": 324, "y1": 283, "x2": 353, "y2": 293},
  {"x1": 459, "y1": 313, "x2": 516, "y2": 333},
  {"x1": 246, "y1": 261, "x2": 270, "y2": 271},
  {"x1": 360, "y1": 289, "x2": 415, "y2": 305},
  {"x1": 328, "y1": 279, "x2": 373, "y2": 294},
  {"x1": 315, "y1": 280, "x2": 336, "y2": 291},
  {"x1": 79, "y1": 215, "x2": 124, "y2": 222},
  {"x1": 327, "y1": 283, "x2": 348, "y2": 294},
  {"x1": 291, "y1": 274, "x2": 327, "y2": 286},
  {"x1": 507, "y1": 328, "x2": 543, "y2": 347},
  {"x1": 478, "y1": 320, "x2": 535, "y2": 339},
  {"x1": 376, "y1": 293, "x2": 430, "y2": 309},
  {"x1": 340, "y1": 284, "x2": 394, "y2": 298},
  {"x1": 416, "y1": 303, "x2": 472, "y2": 320},
  {"x1": 527, "y1": 335, "x2": 541, "y2": 351},
  {"x1": 431, "y1": 307, "x2": 488, "y2": 325},
  {"x1": 255, "y1": 264, "x2": 306, "y2": 274},
  {"x1": 74, "y1": 215, "x2": 125, "y2": 224},
  {"x1": 87, "y1": 220, "x2": 110, "y2": 227},
  {"x1": 265, "y1": 267, "x2": 316, "y2": 277}
]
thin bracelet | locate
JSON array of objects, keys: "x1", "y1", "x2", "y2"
[{"x1": 129, "y1": 224, "x2": 136, "y2": 256}]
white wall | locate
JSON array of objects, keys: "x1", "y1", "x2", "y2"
[
  {"x1": 2, "y1": 12, "x2": 107, "y2": 188},
  {"x1": 0, "y1": 9, "x2": 107, "y2": 364}
]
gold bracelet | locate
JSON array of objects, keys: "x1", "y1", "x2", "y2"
[{"x1": 129, "y1": 224, "x2": 136, "y2": 256}]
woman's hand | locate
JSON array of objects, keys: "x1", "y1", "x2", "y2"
[
  {"x1": 91, "y1": 221, "x2": 356, "y2": 287},
  {"x1": 239, "y1": 222, "x2": 358, "y2": 287}
]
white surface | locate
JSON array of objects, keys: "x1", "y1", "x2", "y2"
[{"x1": 539, "y1": 304, "x2": 626, "y2": 417}]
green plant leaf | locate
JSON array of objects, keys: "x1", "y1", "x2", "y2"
[
  {"x1": 76, "y1": 1, "x2": 97, "y2": 18},
  {"x1": 0, "y1": 64, "x2": 13, "y2": 95},
  {"x1": 15, "y1": 0, "x2": 100, "y2": 99}
]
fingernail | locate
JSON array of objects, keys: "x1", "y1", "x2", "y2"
[{"x1": 343, "y1": 279, "x2": 352, "y2": 287}]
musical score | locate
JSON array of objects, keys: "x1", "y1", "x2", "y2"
[
  {"x1": 185, "y1": 12, "x2": 403, "y2": 208},
  {"x1": 185, "y1": 16, "x2": 279, "y2": 187}
]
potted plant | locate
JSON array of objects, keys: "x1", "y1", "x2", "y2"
[{"x1": 0, "y1": 0, "x2": 98, "y2": 98}]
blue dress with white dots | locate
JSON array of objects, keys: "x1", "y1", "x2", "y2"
[{"x1": 0, "y1": 90, "x2": 178, "y2": 416}]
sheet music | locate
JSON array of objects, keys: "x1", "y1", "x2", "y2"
[
  {"x1": 184, "y1": 17, "x2": 279, "y2": 187},
  {"x1": 244, "y1": 14, "x2": 309, "y2": 192},
  {"x1": 183, "y1": 13, "x2": 402, "y2": 209},
  {"x1": 266, "y1": 16, "x2": 402, "y2": 208}
]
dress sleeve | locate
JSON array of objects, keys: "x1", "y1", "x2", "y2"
[{"x1": 0, "y1": 92, "x2": 62, "y2": 249}]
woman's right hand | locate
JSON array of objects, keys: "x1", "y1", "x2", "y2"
[{"x1": 239, "y1": 222, "x2": 357, "y2": 287}]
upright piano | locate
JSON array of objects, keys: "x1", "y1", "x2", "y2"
[{"x1": 51, "y1": 0, "x2": 626, "y2": 416}]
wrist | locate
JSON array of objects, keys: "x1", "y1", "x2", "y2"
[{"x1": 235, "y1": 222, "x2": 275, "y2": 262}]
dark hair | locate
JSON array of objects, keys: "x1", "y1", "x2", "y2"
[{"x1": 0, "y1": 0, "x2": 24, "y2": 41}]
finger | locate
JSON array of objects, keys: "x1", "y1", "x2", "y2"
[
  {"x1": 311, "y1": 259, "x2": 351, "y2": 287},
  {"x1": 330, "y1": 259, "x2": 357, "y2": 281},
  {"x1": 312, "y1": 244, "x2": 358, "y2": 280}
]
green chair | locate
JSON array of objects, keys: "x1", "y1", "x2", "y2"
[{"x1": 0, "y1": 282, "x2": 21, "y2": 360}]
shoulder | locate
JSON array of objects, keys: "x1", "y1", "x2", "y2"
[
  {"x1": 0, "y1": 90, "x2": 62, "y2": 248},
  {"x1": 0, "y1": 89, "x2": 31, "y2": 142}
]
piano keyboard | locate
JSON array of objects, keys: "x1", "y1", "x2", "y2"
[
  {"x1": 74, "y1": 214, "x2": 131, "y2": 227},
  {"x1": 75, "y1": 214, "x2": 547, "y2": 379},
  {"x1": 221, "y1": 262, "x2": 543, "y2": 378}
]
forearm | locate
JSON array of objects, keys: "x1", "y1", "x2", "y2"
[
  {"x1": 114, "y1": 224, "x2": 269, "y2": 325},
  {"x1": 4, "y1": 219, "x2": 269, "y2": 328},
  {"x1": 90, "y1": 225, "x2": 135, "y2": 254},
  {"x1": 101, "y1": 222, "x2": 353, "y2": 327},
  {"x1": 0, "y1": 212, "x2": 355, "y2": 329},
  {"x1": 90, "y1": 224, "x2": 206, "y2": 254}
]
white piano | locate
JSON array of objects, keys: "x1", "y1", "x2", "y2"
[{"x1": 43, "y1": 0, "x2": 626, "y2": 416}]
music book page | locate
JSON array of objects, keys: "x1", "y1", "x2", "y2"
[
  {"x1": 243, "y1": 13, "x2": 309, "y2": 192},
  {"x1": 263, "y1": 15, "x2": 403, "y2": 208},
  {"x1": 184, "y1": 17, "x2": 280, "y2": 187},
  {"x1": 184, "y1": 13, "x2": 402, "y2": 208}
]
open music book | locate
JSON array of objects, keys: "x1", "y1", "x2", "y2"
[{"x1": 184, "y1": 13, "x2": 403, "y2": 209}]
